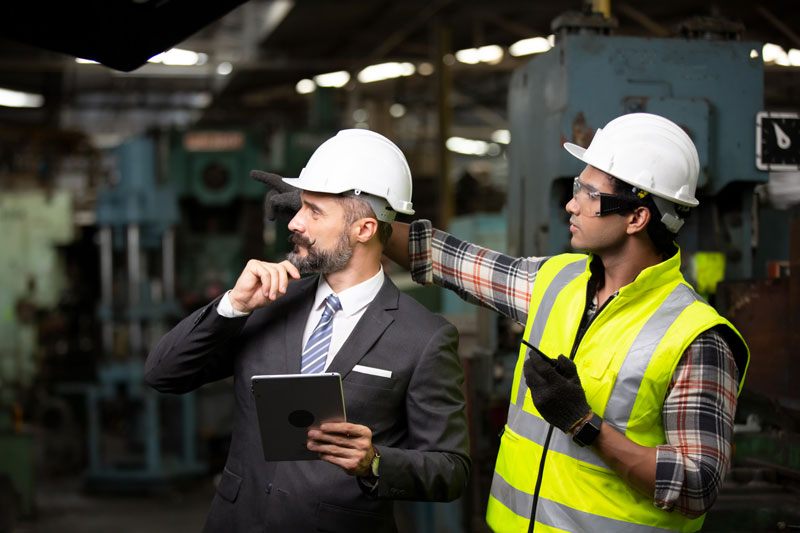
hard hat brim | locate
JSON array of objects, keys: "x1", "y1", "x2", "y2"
[{"x1": 563, "y1": 142, "x2": 587, "y2": 163}]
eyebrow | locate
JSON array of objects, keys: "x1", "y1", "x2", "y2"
[
  {"x1": 303, "y1": 198, "x2": 326, "y2": 214},
  {"x1": 578, "y1": 178, "x2": 600, "y2": 193}
]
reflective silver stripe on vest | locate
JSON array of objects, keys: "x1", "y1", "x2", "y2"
[
  {"x1": 603, "y1": 284, "x2": 700, "y2": 432},
  {"x1": 515, "y1": 258, "x2": 588, "y2": 408},
  {"x1": 536, "y1": 496, "x2": 681, "y2": 533},
  {"x1": 506, "y1": 401, "x2": 609, "y2": 469},
  {"x1": 491, "y1": 470, "x2": 533, "y2": 518},
  {"x1": 507, "y1": 259, "x2": 587, "y2": 434}
]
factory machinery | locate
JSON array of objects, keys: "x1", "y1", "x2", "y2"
[{"x1": 454, "y1": 9, "x2": 800, "y2": 532}]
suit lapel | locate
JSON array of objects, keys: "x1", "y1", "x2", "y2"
[
  {"x1": 327, "y1": 277, "x2": 399, "y2": 378},
  {"x1": 283, "y1": 275, "x2": 319, "y2": 374}
]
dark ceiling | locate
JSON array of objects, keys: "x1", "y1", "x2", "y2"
[{"x1": 0, "y1": 0, "x2": 798, "y2": 143}]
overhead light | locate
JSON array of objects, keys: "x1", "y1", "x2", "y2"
[
  {"x1": 750, "y1": 49, "x2": 759, "y2": 59},
  {"x1": 446, "y1": 136, "x2": 490, "y2": 156},
  {"x1": 217, "y1": 62, "x2": 233, "y2": 76},
  {"x1": 389, "y1": 103, "x2": 406, "y2": 118},
  {"x1": 491, "y1": 129, "x2": 510, "y2": 144},
  {"x1": 418, "y1": 62, "x2": 434, "y2": 76},
  {"x1": 763, "y1": 43, "x2": 790, "y2": 66},
  {"x1": 148, "y1": 48, "x2": 205, "y2": 66},
  {"x1": 352, "y1": 108, "x2": 368, "y2": 122},
  {"x1": 313, "y1": 71, "x2": 350, "y2": 88},
  {"x1": 789, "y1": 49, "x2": 800, "y2": 67},
  {"x1": 0, "y1": 87, "x2": 44, "y2": 108},
  {"x1": 509, "y1": 36, "x2": 553, "y2": 57},
  {"x1": 455, "y1": 45, "x2": 504, "y2": 65},
  {"x1": 296, "y1": 79, "x2": 316, "y2": 94},
  {"x1": 357, "y1": 62, "x2": 415, "y2": 83},
  {"x1": 75, "y1": 57, "x2": 99, "y2": 64}
]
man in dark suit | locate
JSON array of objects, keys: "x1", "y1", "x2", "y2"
[{"x1": 145, "y1": 129, "x2": 470, "y2": 532}]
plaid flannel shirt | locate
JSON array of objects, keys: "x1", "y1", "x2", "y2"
[{"x1": 408, "y1": 220, "x2": 739, "y2": 518}]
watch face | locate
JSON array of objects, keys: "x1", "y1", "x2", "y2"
[{"x1": 756, "y1": 111, "x2": 800, "y2": 171}]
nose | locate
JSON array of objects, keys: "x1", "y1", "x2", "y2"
[
  {"x1": 565, "y1": 196, "x2": 579, "y2": 216},
  {"x1": 287, "y1": 211, "x2": 304, "y2": 233}
]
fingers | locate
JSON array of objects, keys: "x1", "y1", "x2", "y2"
[
  {"x1": 230, "y1": 259, "x2": 299, "y2": 312},
  {"x1": 307, "y1": 423, "x2": 373, "y2": 476},
  {"x1": 250, "y1": 170, "x2": 295, "y2": 193}
]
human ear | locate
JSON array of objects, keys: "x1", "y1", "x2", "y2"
[
  {"x1": 626, "y1": 206, "x2": 651, "y2": 235},
  {"x1": 353, "y1": 217, "x2": 378, "y2": 243}
]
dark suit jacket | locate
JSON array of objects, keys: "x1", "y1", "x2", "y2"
[{"x1": 145, "y1": 275, "x2": 470, "y2": 533}]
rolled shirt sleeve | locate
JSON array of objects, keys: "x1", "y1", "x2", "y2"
[{"x1": 655, "y1": 328, "x2": 739, "y2": 517}]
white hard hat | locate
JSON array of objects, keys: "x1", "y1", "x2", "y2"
[
  {"x1": 283, "y1": 129, "x2": 414, "y2": 223},
  {"x1": 564, "y1": 113, "x2": 700, "y2": 232}
]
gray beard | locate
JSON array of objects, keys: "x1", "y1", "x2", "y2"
[{"x1": 287, "y1": 230, "x2": 353, "y2": 274}]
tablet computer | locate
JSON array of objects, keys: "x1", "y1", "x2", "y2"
[{"x1": 251, "y1": 373, "x2": 347, "y2": 461}]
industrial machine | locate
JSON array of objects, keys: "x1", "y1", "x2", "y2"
[{"x1": 79, "y1": 136, "x2": 203, "y2": 491}]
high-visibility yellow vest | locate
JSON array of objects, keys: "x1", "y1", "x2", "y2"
[{"x1": 486, "y1": 251, "x2": 749, "y2": 533}]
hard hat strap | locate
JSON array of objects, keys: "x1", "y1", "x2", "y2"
[{"x1": 651, "y1": 195, "x2": 686, "y2": 233}]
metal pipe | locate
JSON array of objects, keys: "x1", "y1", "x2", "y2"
[
  {"x1": 591, "y1": 0, "x2": 611, "y2": 18},
  {"x1": 127, "y1": 224, "x2": 142, "y2": 357}
]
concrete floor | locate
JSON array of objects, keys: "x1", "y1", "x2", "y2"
[{"x1": 13, "y1": 476, "x2": 214, "y2": 533}]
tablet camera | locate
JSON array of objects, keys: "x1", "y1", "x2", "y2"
[{"x1": 288, "y1": 409, "x2": 315, "y2": 428}]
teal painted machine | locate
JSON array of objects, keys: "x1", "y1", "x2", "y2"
[
  {"x1": 80, "y1": 136, "x2": 204, "y2": 491},
  {"x1": 507, "y1": 29, "x2": 768, "y2": 281}
]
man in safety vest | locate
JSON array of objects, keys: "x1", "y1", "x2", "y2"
[{"x1": 377, "y1": 113, "x2": 750, "y2": 532}]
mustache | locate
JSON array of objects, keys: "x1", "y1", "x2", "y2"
[{"x1": 289, "y1": 232, "x2": 315, "y2": 249}]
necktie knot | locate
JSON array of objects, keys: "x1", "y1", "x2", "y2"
[
  {"x1": 301, "y1": 293, "x2": 341, "y2": 374},
  {"x1": 323, "y1": 294, "x2": 342, "y2": 317}
]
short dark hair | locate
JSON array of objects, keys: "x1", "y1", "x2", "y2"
[
  {"x1": 338, "y1": 196, "x2": 393, "y2": 247},
  {"x1": 607, "y1": 176, "x2": 685, "y2": 258}
]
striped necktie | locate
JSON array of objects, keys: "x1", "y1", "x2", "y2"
[{"x1": 301, "y1": 294, "x2": 342, "y2": 374}]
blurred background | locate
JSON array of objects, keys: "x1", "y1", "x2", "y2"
[{"x1": 0, "y1": 0, "x2": 799, "y2": 531}]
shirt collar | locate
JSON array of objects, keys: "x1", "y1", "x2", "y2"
[{"x1": 314, "y1": 267, "x2": 385, "y2": 318}]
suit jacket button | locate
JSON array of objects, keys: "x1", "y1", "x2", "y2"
[{"x1": 265, "y1": 483, "x2": 272, "y2": 494}]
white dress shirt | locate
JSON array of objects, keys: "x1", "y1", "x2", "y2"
[{"x1": 218, "y1": 267, "x2": 385, "y2": 371}]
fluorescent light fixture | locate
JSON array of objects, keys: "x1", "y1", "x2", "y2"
[
  {"x1": 296, "y1": 79, "x2": 316, "y2": 94},
  {"x1": 357, "y1": 62, "x2": 415, "y2": 83},
  {"x1": 455, "y1": 48, "x2": 480, "y2": 65},
  {"x1": 389, "y1": 103, "x2": 406, "y2": 118},
  {"x1": 446, "y1": 136, "x2": 490, "y2": 156},
  {"x1": 509, "y1": 36, "x2": 553, "y2": 57},
  {"x1": 762, "y1": 43, "x2": 790, "y2": 66},
  {"x1": 75, "y1": 57, "x2": 99, "y2": 64},
  {"x1": 491, "y1": 129, "x2": 510, "y2": 144},
  {"x1": 455, "y1": 45, "x2": 504, "y2": 65},
  {"x1": 789, "y1": 49, "x2": 800, "y2": 67},
  {"x1": 0, "y1": 87, "x2": 44, "y2": 108},
  {"x1": 148, "y1": 48, "x2": 205, "y2": 66},
  {"x1": 313, "y1": 70, "x2": 350, "y2": 88},
  {"x1": 217, "y1": 62, "x2": 233, "y2": 76}
]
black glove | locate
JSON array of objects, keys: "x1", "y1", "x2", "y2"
[
  {"x1": 251, "y1": 170, "x2": 302, "y2": 221},
  {"x1": 523, "y1": 349, "x2": 591, "y2": 434}
]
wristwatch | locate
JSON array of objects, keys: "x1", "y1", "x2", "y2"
[
  {"x1": 572, "y1": 412, "x2": 603, "y2": 447},
  {"x1": 370, "y1": 446, "x2": 381, "y2": 477}
]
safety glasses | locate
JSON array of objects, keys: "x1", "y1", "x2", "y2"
[{"x1": 572, "y1": 177, "x2": 645, "y2": 217}]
